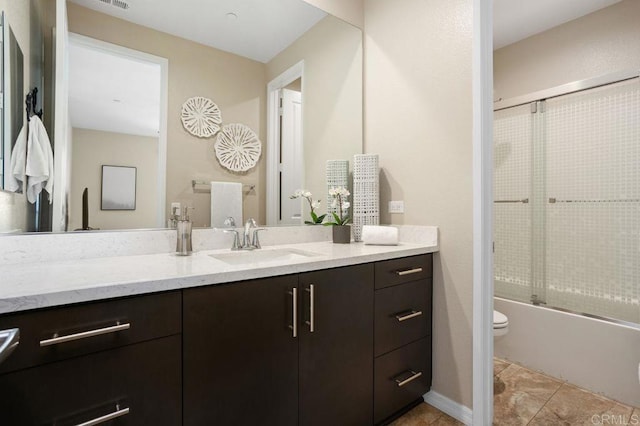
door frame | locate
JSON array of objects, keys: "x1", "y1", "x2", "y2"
[
  {"x1": 67, "y1": 33, "x2": 169, "y2": 229},
  {"x1": 266, "y1": 60, "x2": 304, "y2": 226}
]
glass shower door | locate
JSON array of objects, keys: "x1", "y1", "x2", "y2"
[
  {"x1": 543, "y1": 78, "x2": 640, "y2": 324},
  {"x1": 494, "y1": 77, "x2": 640, "y2": 325}
]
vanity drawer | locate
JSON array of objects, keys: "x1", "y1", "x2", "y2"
[
  {"x1": 0, "y1": 291, "x2": 181, "y2": 374},
  {"x1": 375, "y1": 279, "x2": 431, "y2": 356},
  {"x1": 0, "y1": 335, "x2": 181, "y2": 425},
  {"x1": 374, "y1": 254, "x2": 432, "y2": 289},
  {"x1": 374, "y1": 337, "x2": 432, "y2": 424}
]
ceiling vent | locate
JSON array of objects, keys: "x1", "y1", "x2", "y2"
[{"x1": 96, "y1": 0, "x2": 130, "y2": 10}]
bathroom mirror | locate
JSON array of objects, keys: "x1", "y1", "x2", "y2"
[{"x1": 0, "y1": 0, "x2": 363, "y2": 234}]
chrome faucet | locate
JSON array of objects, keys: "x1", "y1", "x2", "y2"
[{"x1": 224, "y1": 218, "x2": 266, "y2": 251}]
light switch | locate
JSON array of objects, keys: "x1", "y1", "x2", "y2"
[{"x1": 388, "y1": 201, "x2": 404, "y2": 214}]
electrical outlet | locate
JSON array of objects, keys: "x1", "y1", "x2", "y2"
[
  {"x1": 388, "y1": 201, "x2": 404, "y2": 214},
  {"x1": 171, "y1": 202, "x2": 181, "y2": 216}
]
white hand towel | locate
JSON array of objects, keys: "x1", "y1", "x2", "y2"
[
  {"x1": 211, "y1": 181, "x2": 243, "y2": 227},
  {"x1": 5, "y1": 125, "x2": 28, "y2": 192},
  {"x1": 25, "y1": 116, "x2": 54, "y2": 204},
  {"x1": 362, "y1": 225, "x2": 398, "y2": 245}
]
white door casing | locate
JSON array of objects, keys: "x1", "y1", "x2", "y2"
[{"x1": 279, "y1": 88, "x2": 303, "y2": 225}]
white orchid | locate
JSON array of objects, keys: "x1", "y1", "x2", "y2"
[
  {"x1": 290, "y1": 189, "x2": 325, "y2": 224},
  {"x1": 326, "y1": 186, "x2": 351, "y2": 226}
]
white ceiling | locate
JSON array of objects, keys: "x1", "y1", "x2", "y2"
[
  {"x1": 69, "y1": 0, "x2": 327, "y2": 63},
  {"x1": 69, "y1": 41, "x2": 161, "y2": 137},
  {"x1": 494, "y1": 0, "x2": 623, "y2": 49}
]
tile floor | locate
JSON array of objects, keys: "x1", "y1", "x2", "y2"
[{"x1": 393, "y1": 358, "x2": 639, "y2": 425}]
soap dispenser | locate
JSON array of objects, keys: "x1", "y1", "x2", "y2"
[{"x1": 176, "y1": 207, "x2": 193, "y2": 256}]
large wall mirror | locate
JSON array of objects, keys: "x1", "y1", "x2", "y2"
[{"x1": 0, "y1": 0, "x2": 363, "y2": 234}]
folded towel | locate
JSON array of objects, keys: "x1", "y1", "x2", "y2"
[
  {"x1": 362, "y1": 225, "x2": 398, "y2": 245},
  {"x1": 5, "y1": 125, "x2": 28, "y2": 192},
  {"x1": 25, "y1": 116, "x2": 54, "y2": 204}
]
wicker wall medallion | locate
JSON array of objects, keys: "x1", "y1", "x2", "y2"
[
  {"x1": 214, "y1": 123, "x2": 262, "y2": 172},
  {"x1": 181, "y1": 96, "x2": 222, "y2": 138}
]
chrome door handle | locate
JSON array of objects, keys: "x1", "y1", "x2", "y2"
[
  {"x1": 288, "y1": 288, "x2": 298, "y2": 338},
  {"x1": 395, "y1": 310, "x2": 423, "y2": 322},
  {"x1": 394, "y1": 370, "x2": 423, "y2": 387},
  {"x1": 305, "y1": 284, "x2": 315, "y2": 332},
  {"x1": 396, "y1": 267, "x2": 423, "y2": 276},
  {"x1": 40, "y1": 322, "x2": 130, "y2": 347},
  {"x1": 75, "y1": 404, "x2": 129, "y2": 426},
  {"x1": 0, "y1": 328, "x2": 20, "y2": 364}
]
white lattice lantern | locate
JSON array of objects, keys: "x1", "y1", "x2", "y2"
[
  {"x1": 353, "y1": 154, "x2": 380, "y2": 242},
  {"x1": 214, "y1": 123, "x2": 262, "y2": 172},
  {"x1": 181, "y1": 96, "x2": 222, "y2": 138},
  {"x1": 326, "y1": 160, "x2": 349, "y2": 216}
]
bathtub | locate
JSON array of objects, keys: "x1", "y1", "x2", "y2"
[{"x1": 494, "y1": 296, "x2": 640, "y2": 407}]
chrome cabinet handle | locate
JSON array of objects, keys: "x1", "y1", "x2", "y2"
[
  {"x1": 288, "y1": 288, "x2": 298, "y2": 338},
  {"x1": 396, "y1": 267, "x2": 423, "y2": 276},
  {"x1": 0, "y1": 328, "x2": 20, "y2": 365},
  {"x1": 395, "y1": 310, "x2": 423, "y2": 322},
  {"x1": 40, "y1": 322, "x2": 130, "y2": 347},
  {"x1": 305, "y1": 284, "x2": 315, "y2": 333},
  {"x1": 394, "y1": 370, "x2": 423, "y2": 387},
  {"x1": 75, "y1": 404, "x2": 129, "y2": 426}
]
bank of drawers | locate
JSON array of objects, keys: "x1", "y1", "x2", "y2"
[{"x1": 374, "y1": 254, "x2": 433, "y2": 424}]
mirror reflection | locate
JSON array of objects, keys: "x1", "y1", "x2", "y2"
[{"x1": 0, "y1": 0, "x2": 363, "y2": 234}]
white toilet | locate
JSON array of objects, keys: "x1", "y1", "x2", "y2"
[{"x1": 493, "y1": 310, "x2": 509, "y2": 337}]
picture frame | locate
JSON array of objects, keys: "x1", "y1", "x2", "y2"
[{"x1": 101, "y1": 165, "x2": 137, "y2": 210}]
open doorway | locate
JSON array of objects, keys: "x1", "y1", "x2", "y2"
[{"x1": 266, "y1": 61, "x2": 304, "y2": 226}]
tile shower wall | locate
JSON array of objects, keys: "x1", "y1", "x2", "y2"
[{"x1": 494, "y1": 78, "x2": 640, "y2": 324}]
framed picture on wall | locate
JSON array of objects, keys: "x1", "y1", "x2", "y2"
[{"x1": 101, "y1": 165, "x2": 137, "y2": 210}]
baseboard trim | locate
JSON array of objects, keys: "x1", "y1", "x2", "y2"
[{"x1": 423, "y1": 390, "x2": 473, "y2": 425}]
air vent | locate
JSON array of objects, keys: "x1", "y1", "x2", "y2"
[
  {"x1": 96, "y1": 0, "x2": 130, "y2": 10},
  {"x1": 112, "y1": 0, "x2": 130, "y2": 10}
]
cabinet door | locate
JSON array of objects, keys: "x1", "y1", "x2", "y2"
[
  {"x1": 0, "y1": 335, "x2": 181, "y2": 425},
  {"x1": 183, "y1": 275, "x2": 299, "y2": 426},
  {"x1": 299, "y1": 264, "x2": 374, "y2": 426}
]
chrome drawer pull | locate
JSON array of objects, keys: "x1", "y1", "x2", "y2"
[
  {"x1": 305, "y1": 285, "x2": 315, "y2": 333},
  {"x1": 39, "y1": 322, "x2": 130, "y2": 347},
  {"x1": 395, "y1": 370, "x2": 423, "y2": 387},
  {"x1": 395, "y1": 310, "x2": 423, "y2": 322},
  {"x1": 288, "y1": 288, "x2": 298, "y2": 338},
  {"x1": 396, "y1": 267, "x2": 423, "y2": 276},
  {"x1": 75, "y1": 404, "x2": 129, "y2": 426}
]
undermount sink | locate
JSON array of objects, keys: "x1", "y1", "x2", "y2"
[{"x1": 209, "y1": 248, "x2": 321, "y2": 265}]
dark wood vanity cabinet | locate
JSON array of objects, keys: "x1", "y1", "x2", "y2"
[
  {"x1": 0, "y1": 253, "x2": 432, "y2": 425},
  {"x1": 0, "y1": 292, "x2": 182, "y2": 425},
  {"x1": 183, "y1": 263, "x2": 375, "y2": 426}
]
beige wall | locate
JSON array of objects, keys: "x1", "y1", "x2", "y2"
[
  {"x1": 69, "y1": 128, "x2": 158, "y2": 231},
  {"x1": 68, "y1": 3, "x2": 266, "y2": 227},
  {"x1": 267, "y1": 16, "x2": 363, "y2": 218},
  {"x1": 494, "y1": 0, "x2": 640, "y2": 100},
  {"x1": 363, "y1": 0, "x2": 473, "y2": 409},
  {"x1": 303, "y1": 0, "x2": 364, "y2": 29}
]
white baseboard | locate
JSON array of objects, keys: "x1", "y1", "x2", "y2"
[{"x1": 423, "y1": 390, "x2": 473, "y2": 425}]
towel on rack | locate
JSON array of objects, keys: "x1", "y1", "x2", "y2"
[
  {"x1": 5, "y1": 125, "x2": 28, "y2": 192},
  {"x1": 25, "y1": 116, "x2": 54, "y2": 204},
  {"x1": 211, "y1": 181, "x2": 243, "y2": 227}
]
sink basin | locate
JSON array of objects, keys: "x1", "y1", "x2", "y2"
[{"x1": 209, "y1": 248, "x2": 321, "y2": 265}]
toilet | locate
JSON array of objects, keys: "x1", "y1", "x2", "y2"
[{"x1": 493, "y1": 310, "x2": 509, "y2": 337}]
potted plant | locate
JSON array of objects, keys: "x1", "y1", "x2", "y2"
[
  {"x1": 290, "y1": 190, "x2": 326, "y2": 225},
  {"x1": 325, "y1": 186, "x2": 351, "y2": 243}
]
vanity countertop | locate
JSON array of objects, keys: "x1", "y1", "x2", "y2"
[{"x1": 0, "y1": 240, "x2": 438, "y2": 314}]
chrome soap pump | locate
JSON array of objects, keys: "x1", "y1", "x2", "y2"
[{"x1": 176, "y1": 207, "x2": 193, "y2": 256}]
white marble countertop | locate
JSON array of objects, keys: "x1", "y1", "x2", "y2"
[{"x1": 0, "y1": 240, "x2": 438, "y2": 314}]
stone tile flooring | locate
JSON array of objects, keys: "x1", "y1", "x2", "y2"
[{"x1": 393, "y1": 358, "x2": 639, "y2": 425}]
